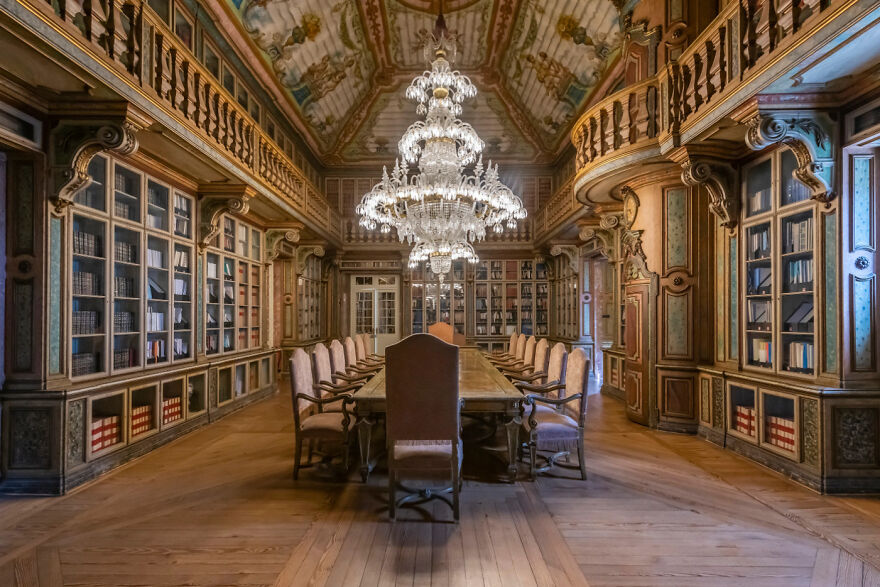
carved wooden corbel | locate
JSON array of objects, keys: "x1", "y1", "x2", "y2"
[
  {"x1": 295, "y1": 245, "x2": 325, "y2": 275},
  {"x1": 549, "y1": 245, "x2": 579, "y2": 274},
  {"x1": 49, "y1": 114, "x2": 142, "y2": 215},
  {"x1": 577, "y1": 219, "x2": 613, "y2": 254},
  {"x1": 197, "y1": 184, "x2": 255, "y2": 252},
  {"x1": 264, "y1": 224, "x2": 303, "y2": 264},
  {"x1": 680, "y1": 158, "x2": 739, "y2": 230},
  {"x1": 745, "y1": 111, "x2": 835, "y2": 206}
]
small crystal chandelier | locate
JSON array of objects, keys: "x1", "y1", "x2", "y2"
[{"x1": 356, "y1": 8, "x2": 526, "y2": 280}]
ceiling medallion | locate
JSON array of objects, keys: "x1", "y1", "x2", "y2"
[{"x1": 356, "y1": 8, "x2": 526, "y2": 280}]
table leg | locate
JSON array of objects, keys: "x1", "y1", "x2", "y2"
[
  {"x1": 505, "y1": 413, "x2": 521, "y2": 483},
  {"x1": 357, "y1": 415, "x2": 375, "y2": 482}
]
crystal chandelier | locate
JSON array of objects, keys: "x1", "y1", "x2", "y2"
[{"x1": 356, "y1": 10, "x2": 526, "y2": 279}]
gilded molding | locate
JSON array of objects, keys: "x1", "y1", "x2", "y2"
[
  {"x1": 295, "y1": 245, "x2": 325, "y2": 275},
  {"x1": 549, "y1": 245, "x2": 579, "y2": 274},
  {"x1": 197, "y1": 184, "x2": 255, "y2": 252},
  {"x1": 49, "y1": 119, "x2": 140, "y2": 215},
  {"x1": 744, "y1": 111, "x2": 836, "y2": 207},
  {"x1": 680, "y1": 158, "x2": 739, "y2": 230},
  {"x1": 264, "y1": 225, "x2": 303, "y2": 264}
]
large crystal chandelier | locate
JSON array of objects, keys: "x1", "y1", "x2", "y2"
[{"x1": 356, "y1": 10, "x2": 526, "y2": 278}]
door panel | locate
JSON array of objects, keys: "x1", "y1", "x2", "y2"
[
  {"x1": 625, "y1": 282, "x2": 654, "y2": 425},
  {"x1": 350, "y1": 275, "x2": 400, "y2": 354}
]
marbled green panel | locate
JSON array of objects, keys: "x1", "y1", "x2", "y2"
[
  {"x1": 852, "y1": 275, "x2": 874, "y2": 371},
  {"x1": 824, "y1": 212, "x2": 837, "y2": 373},
  {"x1": 49, "y1": 217, "x2": 62, "y2": 375},
  {"x1": 666, "y1": 292, "x2": 688, "y2": 356},
  {"x1": 730, "y1": 235, "x2": 738, "y2": 360},
  {"x1": 852, "y1": 157, "x2": 873, "y2": 250},
  {"x1": 666, "y1": 188, "x2": 688, "y2": 269},
  {"x1": 716, "y1": 226, "x2": 724, "y2": 361}
]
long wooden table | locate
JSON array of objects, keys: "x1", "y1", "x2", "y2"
[{"x1": 352, "y1": 347, "x2": 524, "y2": 482}]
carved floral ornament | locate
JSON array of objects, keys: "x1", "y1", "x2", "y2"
[{"x1": 744, "y1": 111, "x2": 836, "y2": 207}]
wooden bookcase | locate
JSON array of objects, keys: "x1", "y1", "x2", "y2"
[
  {"x1": 70, "y1": 154, "x2": 195, "y2": 380},
  {"x1": 551, "y1": 256, "x2": 578, "y2": 340},
  {"x1": 473, "y1": 259, "x2": 549, "y2": 343},
  {"x1": 297, "y1": 255, "x2": 322, "y2": 340},
  {"x1": 741, "y1": 148, "x2": 817, "y2": 378},
  {"x1": 204, "y1": 215, "x2": 263, "y2": 356},
  {"x1": 410, "y1": 261, "x2": 467, "y2": 335}
]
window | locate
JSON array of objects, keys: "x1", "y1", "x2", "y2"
[
  {"x1": 237, "y1": 84, "x2": 249, "y2": 110},
  {"x1": 222, "y1": 64, "x2": 236, "y2": 95},
  {"x1": 203, "y1": 40, "x2": 220, "y2": 80},
  {"x1": 173, "y1": 7, "x2": 194, "y2": 50},
  {"x1": 249, "y1": 99, "x2": 260, "y2": 123},
  {"x1": 147, "y1": 0, "x2": 169, "y2": 23}
]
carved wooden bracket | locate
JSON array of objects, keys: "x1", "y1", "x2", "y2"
[
  {"x1": 264, "y1": 224, "x2": 303, "y2": 264},
  {"x1": 49, "y1": 107, "x2": 146, "y2": 215},
  {"x1": 295, "y1": 245, "x2": 325, "y2": 275},
  {"x1": 549, "y1": 245, "x2": 579, "y2": 274},
  {"x1": 599, "y1": 212, "x2": 624, "y2": 231},
  {"x1": 680, "y1": 158, "x2": 739, "y2": 230},
  {"x1": 621, "y1": 229, "x2": 650, "y2": 280},
  {"x1": 745, "y1": 111, "x2": 836, "y2": 207},
  {"x1": 197, "y1": 184, "x2": 255, "y2": 252},
  {"x1": 577, "y1": 219, "x2": 614, "y2": 253}
]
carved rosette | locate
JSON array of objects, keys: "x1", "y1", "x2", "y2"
[
  {"x1": 680, "y1": 159, "x2": 740, "y2": 230},
  {"x1": 50, "y1": 120, "x2": 140, "y2": 215},
  {"x1": 745, "y1": 112, "x2": 835, "y2": 207},
  {"x1": 264, "y1": 226, "x2": 302, "y2": 264},
  {"x1": 549, "y1": 245, "x2": 579, "y2": 274}
]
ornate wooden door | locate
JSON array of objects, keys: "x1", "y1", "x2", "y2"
[{"x1": 624, "y1": 275, "x2": 657, "y2": 426}]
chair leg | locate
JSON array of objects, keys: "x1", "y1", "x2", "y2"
[
  {"x1": 452, "y1": 462, "x2": 461, "y2": 522},
  {"x1": 578, "y1": 437, "x2": 587, "y2": 480},
  {"x1": 343, "y1": 437, "x2": 350, "y2": 473},
  {"x1": 388, "y1": 468, "x2": 396, "y2": 520},
  {"x1": 293, "y1": 436, "x2": 303, "y2": 481},
  {"x1": 529, "y1": 442, "x2": 537, "y2": 481},
  {"x1": 307, "y1": 439, "x2": 314, "y2": 464}
]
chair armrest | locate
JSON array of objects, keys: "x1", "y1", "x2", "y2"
[
  {"x1": 508, "y1": 371, "x2": 546, "y2": 383},
  {"x1": 349, "y1": 364, "x2": 382, "y2": 375},
  {"x1": 500, "y1": 365, "x2": 532, "y2": 376},
  {"x1": 315, "y1": 381, "x2": 361, "y2": 395},
  {"x1": 334, "y1": 371, "x2": 369, "y2": 384},
  {"x1": 514, "y1": 380, "x2": 563, "y2": 394},
  {"x1": 525, "y1": 393, "x2": 583, "y2": 427},
  {"x1": 296, "y1": 393, "x2": 353, "y2": 426}
]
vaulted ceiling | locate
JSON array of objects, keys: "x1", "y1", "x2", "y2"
[{"x1": 224, "y1": 0, "x2": 632, "y2": 166}]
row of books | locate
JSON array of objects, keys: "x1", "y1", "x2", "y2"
[
  {"x1": 146, "y1": 212, "x2": 166, "y2": 231},
  {"x1": 787, "y1": 341, "x2": 814, "y2": 370},
  {"x1": 173, "y1": 249, "x2": 190, "y2": 272},
  {"x1": 783, "y1": 216, "x2": 813, "y2": 253},
  {"x1": 113, "y1": 348, "x2": 137, "y2": 370},
  {"x1": 748, "y1": 227, "x2": 771, "y2": 259},
  {"x1": 174, "y1": 217, "x2": 191, "y2": 237},
  {"x1": 74, "y1": 231, "x2": 102, "y2": 257},
  {"x1": 786, "y1": 258, "x2": 813, "y2": 287},
  {"x1": 146, "y1": 248, "x2": 165, "y2": 269},
  {"x1": 146, "y1": 338, "x2": 166, "y2": 362},
  {"x1": 747, "y1": 300, "x2": 771, "y2": 326},
  {"x1": 146, "y1": 308, "x2": 165, "y2": 332},
  {"x1": 162, "y1": 396, "x2": 182, "y2": 425},
  {"x1": 91, "y1": 416, "x2": 120, "y2": 452},
  {"x1": 72, "y1": 310, "x2": 100, "y2": 335},
  {"x1": 173, "y1": 194, "x2": 191, "y2": 218},
  {"x1": 115, "y1": 171, "x2": 136, "y2": 194},
  {"x1": 174, "y1": 306, "x2": 189, "y2": 329},
  {"x1": 173, "y1": 337, "x2": 190, "y2": 359},
  {"x1": 734, "y1": 405, "x2": 757, "y2": 437},
  {"x1": 784, "y1": 302, "x2": 814, "y2": 331},
  {"x1": 115, "y1": 276, "x2": 136, "y2": 298},
  {"x1": 173, "y1": 277, "x2": 189, "y2": 298},
  {"x1": 748, "y1": 187, "x2": 771, "y2": 213},
  {"x1": 131, "y1": 404, "x2": 153, "y2": 436},
  {"x1": 147, "y1": 276, "x2": 166, "y2": 300},
  {"x1": 114, "y1": 311, "x2": 135, "y2": 332},
  {"x1": 767, "y1": 416, "x2": 796, "y2": 452},
  {"x1": 747, "y1": 266, "x2": 771, "y2": 295},
  {"x1": 72, "y1": 352, "x2": 98, "y2": 376},
  {"x1": 114, "y1": 200, "x2": 135, "y2": 221},
  {"x1": 115, "y1": 241, "x2": 136, "y2": 264},
  {"x1": 750, "y1": 338, "x2": 772, "y2": 364},
  {"x1": 73, "y1": 272, "x2": 101, "y2": 296},
  {"x1": 147, "y1": 186, "x2": 167, "y2": 209}
]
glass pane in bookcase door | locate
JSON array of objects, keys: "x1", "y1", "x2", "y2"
[
  {"x1": 536, "y1": 262, "x2": 547, "y2": 280},
  {"x1": 218, "y1": 368, "x2": 232, "y2": 403},
  {"x1": 173, "y1": 332, "x2": 191, "y2": 360},
  {"x1": 521, "y1": 260, "x2": 533, "y2": 280},
  {"x1": 75, "y1": 155, "x2": 107, "y2": 212},
  {"x1": 505, "y1": 283, "x2": 518, "y2": 335},
  {"x1": 188, "y1": 374, "x2": 206, "y2": 414},
  {"x1": 475, "y1": 261, "x2": 488, "y2": 280},
  {"x1": 782, "y1": 211, "x2": 814, "y2": 294},
  {"x1": 223, "y1": 257, "x2": 235, "y2": 283},
  {"x1": 746, "y1": 158, "x2": 772, "y2": 216},
  {"x1": 223, "y1": 328, "x2": 235, "y2": 352},
  {"x1": 505, "y1": 261, "x2": 517, "y2": 280},
  {"x1": 251, "y1": 229, "x2": 261, "y2": 261},
  {"x1": 439, "y1": 283, "x2": 451, "y2": 324},
  {"x1": 235, "y1": 364, "x2": 247, "y2": 397},
  {"x1": 223, "y1": 217, "x2": 235, "y2": 252},
  {"x1": 411, "y1": 283, "x2": 423, "y2": 333},
  {"x1": 173, "y1": 193, "x2": 192, "y2": 238},
  {"x1": 249, "y1": 361, "x2": 259, "y2": 390},
  {"x1": 521, "y1": 283, "x2": 533, "y2": 335},
  {"x1": 425, "y1": 283, "x2": 437, "y2": 325},
  {"x1": 780, "y1": 150, "x2": 811, "y2": 207},
  {"x1": 453, "y1": 260, "x2": 465, "y2": 281},
  {"x1": 490, "y1": 261, "x2": 502, "y2": 280},
  {"x1": 490, "y1": 284, "x2": 503, "y2": 335},
  {"x1": 146, "y1": 180, "x2": 169, "y2": 232},
  {"x1": 763, "y1": 394, "x2": 797, "y2": 451},
  {"x1": 113, "y1": 164, "x2": 142, "y2": 223},
  {"x1": 453, "y1": 282, "x2": 465, "y2": 333},
  {"x1": 251, "y1": 264, "x2": 260, "y2": 285},
  {"x1": 130, "y1": 386, "x2": 157, "y2": 437},
  {"x1": 237, "y1": 224, "x2": 249, "y2": 257}
]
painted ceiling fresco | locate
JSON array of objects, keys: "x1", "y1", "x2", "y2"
[{"x1": 226, "y1": 0, "x2": 631, "y2": 165}]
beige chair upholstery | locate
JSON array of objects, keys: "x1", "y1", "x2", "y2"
[
  {"x1": 490, "y1": 333, "x2": 527, "y2": 366},
  {"x1": 312, "y1": 343, "x2": 364, "y2": 412},
  {"x1": 500, "y1": 337, "x2": 543, "y2": 378},
  {"x1": 511, "y1": 341, "x2": 565, "y2": 386},
  {"x1": 386, "y1": 334, "x2": 461, "y2": 521},
  {"x1": 428, "y1": 322, "x2": 455, "y2": 343},
  {"x1": 486, "y1": 332, "x2": 518, "y2": 359},
  {"x1": 358, "y1": 333, "x2": 384, "y2": 362},
  {"x1": 329, "y1": 339, "x2": 368, "y2": 386},
  {"x1": 521, "y1": 348, "x2": 590, "y2": 480},
  {"x1": 345, "y1": 336, "x2": 382, "y2": 377},
  {"x1": 354, "y1": 335, "x2": 383, "y2": 366},
  {"x1": 289, "y1": 349, "x2": 353, "y2": 480},
  {"x1": 494, "y1": 335, "x2": 536, "y2": 371}
]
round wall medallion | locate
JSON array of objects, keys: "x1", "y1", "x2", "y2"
[
  {"x1": 855, "y1": 256, "x2": 869, "y2": 270},
  {"x1": 673, "y1": 276, "x2": 683, "y2": 286}
]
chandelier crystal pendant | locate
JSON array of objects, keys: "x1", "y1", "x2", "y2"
[{"x1": 356, "y1": 10, "x2": 526, "y2": 280}]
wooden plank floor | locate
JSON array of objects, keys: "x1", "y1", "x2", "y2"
[{"x1": 1, "y1": 380, "x2": 879, "y2": 586}]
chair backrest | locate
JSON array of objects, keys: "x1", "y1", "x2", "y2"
[
  {"x1": 547, "y1": 343, "x2": 568, "y2": 387},
  {"x1": 343, "y1": 337, "x2": 358, "y2": 369},
  {"x1": 311, "y1": 343, "x2": 334, "y2": 388},
  {"x1": 428, "y1": 322, "x2": 455, "y2": 344},
  {"x1": 515, "y1": 333, "x2": 527, "y2": 360},
  {"x1": 507, "y1": 332, "x2": 518, "y2": 354},
  {"x1": 359, "y1": 333, "x2": 373, "y2": 355},
  {"x1": 354, "y1": 335, "x2": 367, "y2": 361},
  {"x1": 532, "y1": 339, "x2": 550, "y2": 375},
  {"x1": 386, "y1": 334, "x2": 459, "y2": 443},
  {"x1": 564, "y1": 348, "x2": 590, "y2": 424},
  {"x1": 522, "y1": 336, "x2": 537, "y2": 367},
  {"x1": 289, "y1": 348, "x2": 314, "y2": 414},
  {"x1": 329, "y1": 339, "x2": 347, "y2": 381}
]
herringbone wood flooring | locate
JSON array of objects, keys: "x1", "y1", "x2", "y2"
[{"x1": 1, "y1": 380, "x2": 879, "y2": 586}]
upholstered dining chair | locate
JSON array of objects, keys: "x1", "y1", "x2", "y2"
[
  {"x1": 312, "y1": 343, "x2": 364, "y2": 412},
  {"x1": 354, "y1": 334, "x2": 383, "y2": 367},
  {"x1": 289, "y1": 349, "x2": 354, "y2": 480},
  {"x1": 489, "y1": 333, "x2": 527, "y2": 366},
  {"x1": 358, "y1": 333, "x2": 384, "y2": 364},
  {"x1": 485, "y1": 332, "x2": 518, "y2": 360},
  {"x1": 329, "y1": 340, "x2": 370, "y2": 386},
  {"x1": 501, "y1": 338, "x2": 548, "y2": 380},
  {"x1": 494, "y1": 335, "x2": 536, "y2": 372},
  {"x1": 510, "y1": 342, "x2": 567, "y2": 386},
  {"x1": 385, "y1": 334, "x2": 462, "y2": 521},
  {"x1": 344, "y1": 337, "x2": 383, "y2": 378},
  {"x1": 520, "y1": 348, "x2": 590, "y2": 480},
  {"x1": 428, "y1": 321, "x2": 455, "y2": 343}
]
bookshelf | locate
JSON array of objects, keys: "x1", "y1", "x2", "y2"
[
  {"x1": 297, "y1": 255, "x2": 322, "y2": 340},
  {"x1": 410, "y1": 261, "x2": 467, "y2": 334},
  {"x1": 552, "y1": 256, "x2": 578, "y2": 340},
  {"x1": 742, "y1": 149, "x2": 817, "y2": 377},
  {"x1": 204, "y1": 215, "x2": 263, "y2": 355},
  {"x1": 472, "y1": 259, "x2": 548, "y2": 343},
  {"x1": 69, "y1": 156, "x2": 195, "y2": 379}
]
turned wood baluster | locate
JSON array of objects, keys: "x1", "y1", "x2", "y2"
[
  {"x1": 628, "y1": 92, "x2": 639, "y2": 145},
  {"x1": 612, "y1": 101, "x2": 623, "y2": 149},
  {"x1": 82, "y1": 0, "x2": 93, "y2": 41},
  {"x1": 153, "y1": 33, "x2": 164, "y2": 95},
  {"x1": 693, "y1": 53, "x2": 703, "y2": 112},
  {"x1": 599, "y1": 109, "x2": 608, "y2": 156},
  {"x1": 180, "y1": 59, "x2": 190, "y2": 119},
  {"x1": 588, "y1": 117, "x2": 598, "y2": 161},
  {"x1": 168, "y1": 47, "x2": 178, "y2": 109},
  {"x1": 121, "y1": 1, "x2": 143, "y2": 81},
  {"x1": 768, "y1": 0, "x2": 779, "y2": 52},
  {"x1": 192, "y1": 72, "x2": 202, "y2": 127},
  {"x1": 681, "y1": 64, "x2": 692, "y2": 119},
  {"x1": 646, "y1": 85, "x2": 657, "y2": 138},
  {"x1": 718, "y1": 27, "x2": 727, "y2": 92},
  {"x1": 705, "y1": 40, "x2": 716, "y2": 103},
  {"x1": 211, "y1": 91, "x2": 220, "y2": 141},
  {"x1": 104, "y1": 0, "x2": 115, "y2": 59}
]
